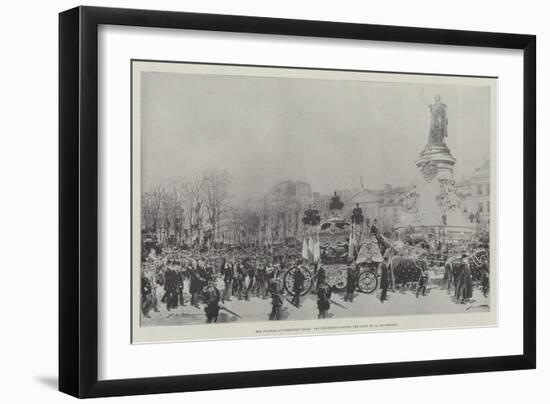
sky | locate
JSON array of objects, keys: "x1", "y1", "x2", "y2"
[{"x1": 140, "y1": 69, "x2": 492, "y2": 200}]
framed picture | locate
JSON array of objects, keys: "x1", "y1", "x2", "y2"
[{"x1": 59, "y1": 6, "x2": 536, "y2": 398}]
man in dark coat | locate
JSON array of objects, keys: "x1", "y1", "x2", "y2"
[
  {"x1": 480, "y1": 257, "x2": 490, "y2": 298},
  {"x1": 235, "y1": 262, "x2": 245, "y2": 300},
  {"x1": 254, "y1": 262, "x2": 267, "y2": 298},
  {"x1": 445, "y1": 260, "x2": 455, "y2": 292},
  {"x1": 370, "y1": 219, "x2": 379, "y2": 237},
  {"x1": 204, "y1": 264, "x2": 215, "y2": 283},
  {"x1": 291, "y1": 266, "x2": 305, "y2": 307},
  {"x1": 268, "y1": 275, "x2": 284, "y2": 320},
  {"x1": 415, "y1": 263, "x2": 430, "y2": 298},
  {"x1": 380, "y1": 256, "x2": 390, "y2": 303},
  {"x1": 189, "y1": 265, "x2": 206, "y2": 307},
  {"x1": 141, "y1": 275, "x2": 153, "y2": 318},
  {"x1": 202, "y1": 279, "x2": 221, "y2": 323},
  {"x1": 176, "y1": 264, "x2": 185, "y2": 306},
  {"x1": 143, "y1": 260, "x2": 160, "y2": 313},
  {"x1": 264, "y1": 263, "x2": 275, "y2": 298},
  {"x1": 159, "y1": 262, "x2": 168, "y2": 304},
  {"x1": 314, "y1": 264, "x2": 326, "y2": 293},
  {"x1": 198, "y1": 263, "x2": 209, "y2": 284},
  {"x1": 317, "y1": 281, "x2": 332, "y2": 319},
  {"x1": 344, "y1": 265, "x2": 359, "y2": 302},
  {"x1": 455, "y1": 254, "x2": 473, "y2": 303},
  {"x1": 449, "y1": 258, "x2": 463, "y2": 296},
  {"x1": 453, "y1": 260, "x2": 464, "y2": 301},
  {"x1": 222, "y1": 262, "x2": 234, "y2": 302},
  {"x1": 164, "y1": 264, "x2": 179, "y2": 311},
  {"x1": 459, "y1": 255, "x2": 473, "y2": 303},
  {"x1": 244, "y1": 260, "x2": 256, "y2": 301}
]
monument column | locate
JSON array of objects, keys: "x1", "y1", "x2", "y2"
[{"x1": 395, "y1": 94, "x2": 475, "y2": 233}]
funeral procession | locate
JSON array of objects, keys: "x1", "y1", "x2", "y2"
[{"x1": 139, "y1": 93, "x2": 491, "y2": 327}]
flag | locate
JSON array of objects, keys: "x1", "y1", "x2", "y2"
[
  {"x1": 302, "y1": 226, "x2": 320, "y2": 264},
  {"x1": 312, "y1": 232, "x2": 320, "y2": 264},
  {"x1": 355, "y1": 243, "x2": 368, "y2": 264},
  {"x1": 348, "y1": 223, "x2": 356, "y2": 259},
  {"x1": 302, "y1": 237, "x2": 309, "y2": 261}
]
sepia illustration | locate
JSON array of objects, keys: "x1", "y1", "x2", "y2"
[{"x1": 131, "y1": 61, "x2": 496, "y2": 343}]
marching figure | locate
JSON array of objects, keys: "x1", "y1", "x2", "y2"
[
  {"x1": 445, "y1": 259, "x2": 454, "y2": 292},
  {"x1": 317, "y1": 281, "x2": 332, "y2": 319},
  {"x1": 254, "y1": 262, "x2": 267, "y2": 298},
  {"x1": 141, "y1": 275, "x2": 154, "y2": 318},
  {"x1": 480, "y1": 257, "x2": 490, "y2": 298},
  {"x1": 416, "y1": 264, "x2": 430, "y2": 298},
  {"x1": 370, "y1": 219, "x2": 379, "y2": 237},
  {"x1": 244, "y1": 260, "x2": 256, "y2": 301},
  {"x1": 144, "y1": 260, "x2": 160, "y2": 313},
  {"x1": 380, "y1": 256, "x2": 390, "y2": 303},
  {"x1": 189, "y1": 264, "x2": 205, "y2": 307},
  {"x1": 455, "y1": 253, "x2": 473, "y2": 303},
  {"x1": 313, "y1": 264, "x2": 326, "y2": 293},
  {"x1": 235, "y1": 262, "x2": 246, "y2": 300},
  {"x1": 164, "y1": 262, "x2": 179, "y2": 311},
  {"x1": 203, "y1": 279, "x2": 221, "y2": 323},
  {"x1": 268, "y1": 274, "x2": 284, "y2": 320},
  {"x1": 291, "y1": 265, "x2": 305, "y2": 307},
  {"x1": 451, "y1": 259, "x2": 462, "y2": 295},
  {"x1": 205, "y1": 264, "x2": 215, "y2": 283},
  {"x1": 344, "y1": 265, "x2": 359, "y2": 302},
  {"x1": 176, "y1": 263, "x2": 185, "y2": 307},
  {"x1": 222, "y1": 261, "x2": 234, "y2": 302}
]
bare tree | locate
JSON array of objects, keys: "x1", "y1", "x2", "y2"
[
  {"x1": 183, "y1": 174, "x2": 207, "y2": 247},
  {"x1": 269, "y1": 189, "x2": 287, "y2": 243},
  {"x1": 203, "y1": 169, "x2": 231, "y2": 244},
  {"x1": 147, "y1": 185, "x2": 166, "y2": 241}
]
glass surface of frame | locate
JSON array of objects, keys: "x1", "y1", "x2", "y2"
[{"x1": 59, "y1": 6, "x2": 536, "y2": 398}]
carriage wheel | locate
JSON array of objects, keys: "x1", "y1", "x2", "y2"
[
  {"x1": 283, "y1": 266, "x2": 313, "y2": 296},
  {"x1": 357, "y1": 270, "x2": 378, "y2": 294}
]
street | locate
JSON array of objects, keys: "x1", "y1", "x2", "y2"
[{"x1": 141, "y1": 281, "x2": 490, "y2": 327}]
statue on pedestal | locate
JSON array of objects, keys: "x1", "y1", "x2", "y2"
[
  {"x1": 416, "y1": 93, "x2": 455, "y2": 181},
  {"x1": 427, "y1": 94, "x2": 448, "y2": 145}
]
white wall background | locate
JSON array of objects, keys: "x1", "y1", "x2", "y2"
[{"x1": 0, "y1": 0, "x2": 545, "y2": 402}]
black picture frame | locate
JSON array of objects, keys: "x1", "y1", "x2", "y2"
[{"x1": 59, "y1": 5, "x2": 536, "y2": 398}]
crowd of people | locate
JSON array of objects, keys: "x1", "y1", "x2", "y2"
[
  {"x1": 141, "y1": 250, "x2": 296, "y2": 323},
  {"x1": 141, "y1": 248, "x2": 356, "y2": 323},
  {"x1": 444, "y1": 252, "x2": 490, "y2": 304},
  {"x1": 140, "y1": 242, "x2": 490, "y2": 324}
]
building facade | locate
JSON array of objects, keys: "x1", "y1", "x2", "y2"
[
  {"x1": 456, "y1": 160, "x2": 490, "y2": 223},
  {"x1": 313, "y1": 160, "x2": 491, "y2": 235}
]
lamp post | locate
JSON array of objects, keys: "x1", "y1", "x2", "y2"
[
  {"x1": 302, "y1": 205, "x2": 321, "y2": 227},
  {"x1": 328, "y1": 191, "x2": 344, "y2": 214}
]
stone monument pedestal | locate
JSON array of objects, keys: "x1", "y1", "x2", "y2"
[{"x1": 415, "y1": 143, "x2": 456, "y2": 181}]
